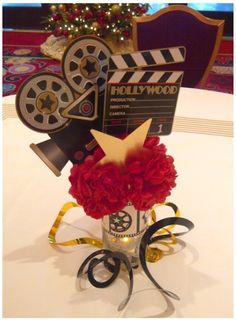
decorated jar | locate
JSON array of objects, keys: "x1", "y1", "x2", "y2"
[{"x1": 102, "y1": 203, "x2": 150, "y2": 267}]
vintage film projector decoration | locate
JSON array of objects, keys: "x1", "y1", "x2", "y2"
[
  {"x1": 16, "y1": 36, "x2": 112, "y2": 176},
  {"x1": 15, "y1": 36, "x2": 186, "y2": 176}
]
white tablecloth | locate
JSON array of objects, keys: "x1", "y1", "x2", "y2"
[{"x1": 3, "y1": 88, "x2": 233, "y2": 317}]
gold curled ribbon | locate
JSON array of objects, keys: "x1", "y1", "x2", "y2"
[
  {"x1": 151, "y1": 202, "x2": 181, "y2": 234},
  {"x1": 48, "y1": 202, "x2": 103, "y2": 248},
  {"x1": 146, "y1": 202, "x2": 180, "y2": 263},
  {"x1": 145, "y1": 228, "x2": 177, "y2": 263}
]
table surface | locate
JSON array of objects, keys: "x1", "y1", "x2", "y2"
[{"x1": 3, "y1": 88, "x2": 233, "y2": 317}]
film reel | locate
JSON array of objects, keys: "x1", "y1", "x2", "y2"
[
  {"x1": 110, "y1": 211, "x2": 132, "y2": 233},
  {"x1": 16, "y1": 73, "x2": 75, "y2": 133},
  {"x1": 62, "y1": 36, "x2": 112, "y2": 95}
]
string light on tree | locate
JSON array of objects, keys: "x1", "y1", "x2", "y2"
[{"x1": 45, "y1": 3, "x2": 149, "y2": 41}]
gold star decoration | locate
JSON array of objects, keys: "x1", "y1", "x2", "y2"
[{"x1": 90, "y1": 118, "x2": 152, "y2": 165}]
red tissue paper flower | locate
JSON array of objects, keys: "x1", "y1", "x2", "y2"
[
  {"x1": 69, "y1": 136, "x2": 177, "y2": 219},
  {"x1": 69, "y1": 156, "x2": 129, "y2": 219}
]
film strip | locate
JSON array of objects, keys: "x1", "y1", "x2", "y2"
[{"x1": 109, "y1": 46, "x2": 186, "y2": 70}]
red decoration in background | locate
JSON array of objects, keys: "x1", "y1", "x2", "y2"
[
  {"x1": 84, "y1": 11, "x2": 94, "y2": 20},
  {"x1": 123, "y1": 30, "x2": 130, "y2": 38},
  {"x1": 54, "y1": 27, "x2": 62, "y2": 36},
  {"x1": 51, "y1": 13, "x2": 61, "y2": 22},
  {"x1": 63, "y1": 30, "x2": 69, "y2": 37},
  {"x1": 69, "y1": 136, "x2": 177, "y2": 219},
  {"x1": 46, "y1": 4, "x2": 149, "y2": 40},
  {"x1": 74, "y1": 8, "x2": 82, "y2": 17},
  {"x1": 68, "y1": 14, "x2": 75, "y2": 22},
  {"x1": 65, "y1": 4, "x2": 73, "y2": 11}
]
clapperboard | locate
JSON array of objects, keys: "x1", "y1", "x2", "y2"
[{"x1": 103, "y1": 46, "x2": 186, "y2": 136}]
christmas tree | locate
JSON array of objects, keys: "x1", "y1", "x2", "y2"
[{"x1": 45, "y1": 3, "x2": 149, "y2": 41}]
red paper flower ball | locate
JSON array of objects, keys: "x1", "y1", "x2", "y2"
[
  {"x1": 69, "y1": 136, "x2": 177, "y2": 219},
  {"x1": 126, "y1": 138, "x2": 177, "y2": 210},
  {"x1": 69, "y1": 158, "x2": 129, "y2": 219}
]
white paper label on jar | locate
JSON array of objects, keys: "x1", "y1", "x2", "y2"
[{"x1": 102, "y1": 204, "x2": 150, "y2": 238}]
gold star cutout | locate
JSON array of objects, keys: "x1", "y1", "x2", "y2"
[{"x1": 90, "y1": 118, "x2": 152, "y2": 165}]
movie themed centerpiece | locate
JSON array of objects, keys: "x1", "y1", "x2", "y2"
[
  {"x1": 68, "y1": 119, "x2": 178, "y2": 267},
  {"x1": 15, "y1": 36, "x2": 194, "y2": 310}
]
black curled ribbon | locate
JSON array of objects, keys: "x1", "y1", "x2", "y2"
[
  {"x1": 77, "y1": 217, "x2": 194, "y2": 311},
  {"x1": 77, "y1": 249, "x2": 133, "y2": 311},
  {"x1": 140, "y1": 217, "x2": 195, "y2": 300},
  {"x1": 48, "y1": 202, "x2": 194, "y2": 310}
]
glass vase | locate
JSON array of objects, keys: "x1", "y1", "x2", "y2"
[{"x1": 102, "y1": 203, "x2": 150, "y2": 268}]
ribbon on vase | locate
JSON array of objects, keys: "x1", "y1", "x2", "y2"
[
  {"x1": 48, "y1": 201, "x2": 194, "y2": 311},
  {"x1": 77, "y1": 249, "x2": 133, "y2": 311},
  {"x1": 146, "y1": 202, "x2": 181, "y2": 262},
  {"x1": 76, "y1": 215, "x2": 194, "y2": 310},
  {"x1": 139, "y1": 216, "x2": 194, "y2": 300},
  {"x1": 48, "y1": 202, "x2": 103, "y2": 248},
  {"x1": 48, "y1": 201, "x2": 180, "y2": 258}
]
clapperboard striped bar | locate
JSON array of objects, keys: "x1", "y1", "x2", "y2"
[
  {"x1": 109, "y1": 46, "x2": 186, "y2": 70},
  {"x1": 107, "y1": 70, "x2": 183, "y2": 84}
]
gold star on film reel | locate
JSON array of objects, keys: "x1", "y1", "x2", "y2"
[{"x1": 15, "y1": 73, "x2": 75, "y2": 133}]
